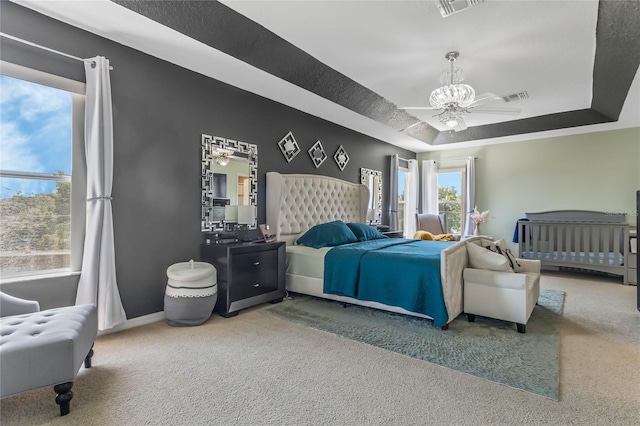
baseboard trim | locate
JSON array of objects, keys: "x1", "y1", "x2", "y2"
[{"x1": 98, "y1": 311, "x2": 165, "y2": 336}]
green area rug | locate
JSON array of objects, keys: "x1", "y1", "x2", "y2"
[{"x1": 263, "y1": 289, "x2": 565, "y2": 400}]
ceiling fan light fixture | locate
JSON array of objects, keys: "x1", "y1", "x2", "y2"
[
  {"x1": 214, "y1": 147, "x2": 234, "y2": 166},
  {"x1": 429, "y1": 83, "x2": 476, "y2": 109},
  {"x1": 438, "y1": 106, "x2": 466, "y2": 129}
]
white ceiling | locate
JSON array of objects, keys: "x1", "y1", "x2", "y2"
[
  {"x1": 10, "y1": 0, "x2": 640, "y2": 153},
  {"x1": 222, "y1": 0, "x2": 598, "y2": 130}
]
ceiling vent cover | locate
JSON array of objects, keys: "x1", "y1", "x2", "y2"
[
  {"x1": 438, "y1": 0, "x2": 485, "y2": 18},
  {"x1": 502, "y1": 91, "x2": 529, "y2": 103}
]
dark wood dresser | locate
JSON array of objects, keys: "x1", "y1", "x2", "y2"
[{"x1": 200, "y1": 241, "x2": 286, "y2": 317}]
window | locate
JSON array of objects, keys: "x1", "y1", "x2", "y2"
[
  {"x1": 437, "y1": 168, "x2": 466, "y2": 234},
  {"x1": 0, "y1": 62, "x2": 85, "y2": 279},
  {"x1": 397, "y1": 163, "x2": 408, "y2": 232}
]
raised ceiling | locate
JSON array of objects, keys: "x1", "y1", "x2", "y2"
[{"x1": 10, "y1": 0, "x2": 640, "y2": 152}]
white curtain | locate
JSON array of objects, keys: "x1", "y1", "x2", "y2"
[
  {"x1": 388, "y1": 154, "x2": 399, "y2": 230},
  {"x1": 404, "y1": 159, "x2": 419, "y2": 238},
  {"x1": 76, "y1": 56, "x2": 126, "y2": 330},
  {"x1": 421, "y1": 159, "x2": 438, "y2": 214},
  {"x1": 464, "y1": 156, "x2": 476, "y2": 235}
]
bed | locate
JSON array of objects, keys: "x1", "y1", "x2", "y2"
[
  {"x1": 517, "y1": 210, "x2": 630, "y2": 284},
  {"x1": 265, "y1": 172, "x2": 474, "y2": 329}
]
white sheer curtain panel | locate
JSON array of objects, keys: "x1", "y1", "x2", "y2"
[
  {"x1": 464, "y1": 156, "x2": 476, "y2": 235},
  {"x1": 421, "y1": 159, "x2": 438, "y2": 214},
  {"x1": 404, "y1": 159, "x2": 419, "y2": 238},
  {"x1": 388, "y1": 154, "x2": 399, "y2": 230},
  {"x1": 76, "y1": 56, "x2": 127, "y2": 330}
]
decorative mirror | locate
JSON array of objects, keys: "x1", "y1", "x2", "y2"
[
  {"x1": 278, "y1": 131, "x2": 300, "y2": 162},
  {"x1": 334, "y1": 145, "x2": 349, "y2": 171},
  {"x1": 360, "y1": 168, "x2": 382, "y2": 225},
  {"x1": 202, "y1": 134, "x2": 257, "y2": 232},
  {"x1": 308, "y1": 140, "x2": 327, "y2": 168}
]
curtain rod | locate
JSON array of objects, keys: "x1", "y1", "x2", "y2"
[
  {"x1": 431, "y1": 156, "x2": 478, "y2": 161},
  {"x1": 0, "y1": 32, "x2": 113, "y2": 70}
]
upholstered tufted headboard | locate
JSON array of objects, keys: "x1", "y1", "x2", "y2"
[{"x1": 266, "y1": 172, "x2": 369, "y2": 245}]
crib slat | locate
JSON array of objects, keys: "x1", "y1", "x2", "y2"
[
  {"x1": 593, "y1": 227, "x2": 600, "y2": 265},
  {"x1": 583, "y1": 227, "x2": 590, "y2": 261},
  {"x1": 613, "y1": 227, "x2": 621, "y2": 266},
  {"x1": 603, "y1": 227, "x2": 610, "y2": 266}
]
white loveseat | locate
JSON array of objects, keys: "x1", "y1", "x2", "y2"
[{"x1": 463, "y1": 239, "x2": 541, "y2": 333}]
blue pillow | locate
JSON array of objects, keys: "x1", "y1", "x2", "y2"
[
  {"x1": 346, "y1": 222, "x2": 389, "y2": 241},
  {"x1": 296, "y1": 220, "x2": 359, "y2": 248}
]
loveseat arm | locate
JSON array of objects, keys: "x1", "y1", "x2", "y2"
[
  {"x1": 0, "y1": 292, "x2": 40, "y2": 317},
  {"x1": 463, "y1": 268, "x2": 529, "y2": 291},
  {"x1": 517, "y1": 258, "x2": 541, "y2": 274}
]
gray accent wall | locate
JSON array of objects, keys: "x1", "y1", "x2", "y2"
[{"x1": 0, "y1": 2, "x2": 414, "y2": 319}]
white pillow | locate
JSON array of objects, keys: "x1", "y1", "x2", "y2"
[
  {"x1": 481, "y1": 238, "x2": 523, "y2": 272},
  {"x1": 466, "y1": 242, "x2": 514, "y2": 272}
]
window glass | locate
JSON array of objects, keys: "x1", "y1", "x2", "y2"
[
  {"x1": 398, "y1": 168, "x2": 407, "y2": 232},
  {"x1": 437, "y1": 170, "x2": 464, "y2": 234},
  {"x1": 0, "y1": 74, "x2": 73, "y2": 277}
]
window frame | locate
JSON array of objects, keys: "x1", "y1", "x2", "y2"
[
  {"x1": 397, "y1": 161, "x2": 409, "y2": 233},
  {"x1": 0, "y1": 61, "x2": 86, "y2": 280},
  {"x1": 436, "y1": 166, "x2": 467, "y2": 235}
]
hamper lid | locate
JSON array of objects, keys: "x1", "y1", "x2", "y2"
[{"x1": 167, "y1": 260, "x2": 215, "y2": 281}]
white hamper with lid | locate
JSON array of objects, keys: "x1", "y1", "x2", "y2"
[{"x1": 164, "y1": 260, "x2": 217, "y2": 326}]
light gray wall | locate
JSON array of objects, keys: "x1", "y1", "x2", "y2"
[
  {"x1": 0, "y1": 2, "x2": 414, "y2": 318},
  {"x1": 418, "y1": 127, "x2": 640, "y2": 249}
]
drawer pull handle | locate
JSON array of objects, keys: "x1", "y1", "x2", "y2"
[
  {"x1": 253, "y1": 283, "x2": 260, "y2": 287},
  {"x1": 253, "y1": 261, "x2": 260, "y2": 265}
]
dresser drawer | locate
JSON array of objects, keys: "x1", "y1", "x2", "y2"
[{"x1": 230, "y1": 250, "x2": 279, "y2": 301}]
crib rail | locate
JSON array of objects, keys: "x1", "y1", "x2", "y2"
[{"x1": 517, "y1": 220, "x2": 629, "y2": 283}]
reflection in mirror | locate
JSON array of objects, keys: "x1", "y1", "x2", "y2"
[
  {"x1": 360, "y1": 168, "x2": 382, "y2": 225},
  {"x1": 202, "y1": 134, "x2": 257, "y2": 232}
]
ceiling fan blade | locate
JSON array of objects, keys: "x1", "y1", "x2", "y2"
[
  {"x1": 466, "y1": 92, "x2": 502, "y2": 108},
  {"x1": 469, "y1": 106, "x2": 522, "y2": 115},
  {"x1": 398, "y1": 106, "x2": 438, "y2": 110},
  {"x1": 454, "y1": 118, "x2": 468, "y2": 132}
]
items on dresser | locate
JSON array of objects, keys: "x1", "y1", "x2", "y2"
[{"x1": 200, "y1": 241, "x2": 286, "y2": 317}]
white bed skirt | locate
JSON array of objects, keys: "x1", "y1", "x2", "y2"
[{"x1": 286, "y1": 273, "x2": 434, "y2": 320}]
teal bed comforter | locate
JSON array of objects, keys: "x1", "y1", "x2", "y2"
[{"x1": 323, "y1": 238, "x2": 454, "y2": 327}]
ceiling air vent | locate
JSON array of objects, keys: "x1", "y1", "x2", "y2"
[
  {"x1": 502, "y1": 91, "x2": 529, "y2": 103},
  {"x1": 437, "y1": 0, "x2": 485, "y2": 18}
]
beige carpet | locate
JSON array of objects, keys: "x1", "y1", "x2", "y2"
[{"x1": 1, "y1": 271, "x2": 638, "y2": 425}]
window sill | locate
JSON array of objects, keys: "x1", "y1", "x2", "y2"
[{"x1": 0, "y1": 271, "x2": 81, "y2": 285}]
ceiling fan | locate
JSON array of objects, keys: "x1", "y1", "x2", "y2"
[{"x1": 400, "y1": 51, "x2": 525, "y2": 132}]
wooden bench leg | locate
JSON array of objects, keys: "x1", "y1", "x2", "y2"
[{"x1": 54, "y1": 381, "x2": 73, "y2": 416}]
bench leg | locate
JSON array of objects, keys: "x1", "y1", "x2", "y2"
[
  {"x1": 54, "y1": 381, "x2": 73, "y2": 416},
  {"x1": 517, "y1": 323, "x2": 526, "y2": 334},
  {"x1": 84, "y1": 344, "x2": 94, "y2": 368}
]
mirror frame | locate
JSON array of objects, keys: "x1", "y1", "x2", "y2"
[
  {"x1": 201, "y1": 134, "x2": 257, "y2": 232},
  {"x1": 360, "y1": 167, "x2": 382, "y2": 225}
]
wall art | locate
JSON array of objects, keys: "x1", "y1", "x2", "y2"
[
  {"x1": 308, "y1": 140, "x2": 327, "y2": 168},
  {"x1": 277, "y1": 131, "x2": 300, "y2": 162}
]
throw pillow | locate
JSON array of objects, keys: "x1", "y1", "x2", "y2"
[
  {"x1": 466, "y1": 242, "x2": 514, "y2": 272},
  {"x1": 346, "y1": 222, "x2": 388, "y2": 241},
  {"x1": 482, "y1": 238, "x2": 523, "y2": 272},
  {"x1": 296, "y1": 220, "x2": 359, "y2": 248}
]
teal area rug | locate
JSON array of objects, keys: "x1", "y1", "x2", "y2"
[{"x1": 263, "y1": 289, "x2": 565, "y2": 400}]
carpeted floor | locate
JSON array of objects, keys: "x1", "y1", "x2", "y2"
[
  {"x1": 262, "y1": 289, "x2": 564, "y2": 400},
  {"x1": 0, "y1": 272, "x2": 638, "y2": 425}
]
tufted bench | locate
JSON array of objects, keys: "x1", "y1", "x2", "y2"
[{"x1": 0, "y1": 303, "x2": 98, "y2": 416}]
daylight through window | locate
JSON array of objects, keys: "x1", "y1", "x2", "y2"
[
  {"x1": 437, "y1": 169, "x2": 466, "y2": 234},
  {"x1": 0, "y1": 70, "x2": 82, "y2": 278}
]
